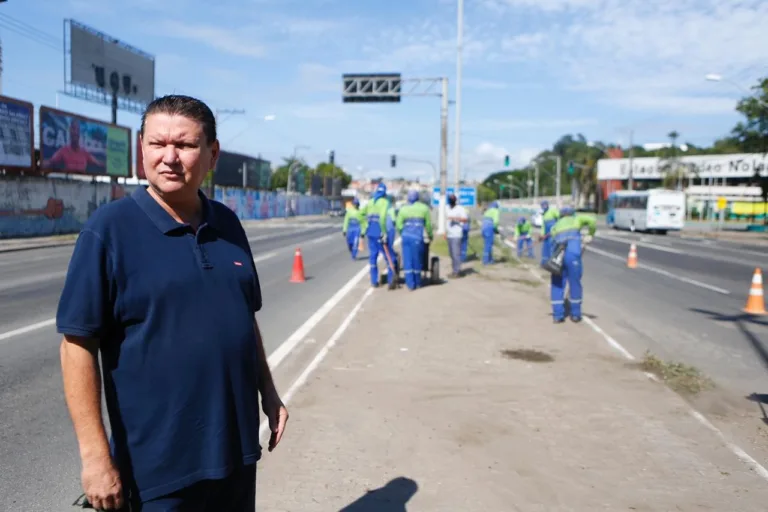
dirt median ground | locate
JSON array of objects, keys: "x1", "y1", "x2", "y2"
[{"x1": 256, "y1": 256, "x2": 768, "y2": 511}]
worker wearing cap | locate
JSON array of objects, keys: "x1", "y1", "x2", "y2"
[
  {"x1": 361, "y1": 183, "x2": 391, "y2": 287},
  {"x1": 549, "y1": 205, "x2": 596, "y2": 323},
  {"x1": 514, "y1": 216, "x2": 534, "y2": 259},
  {"x1": 342, "y1": 198, "x2": 366, "y2": 261},
  {"x1": 396, "y1": 190, "x2": 433, "y2": 290},
  {"x1": 539, "y1": 200, "x2": 560, "y2": 266},
  {"x1": 481, "y1": 201, "x2": 500, "y2": 265}
]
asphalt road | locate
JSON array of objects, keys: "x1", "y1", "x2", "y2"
[
  {"x1": 500, "y1": 212, "x2": 768, "y2": 400},
  {"x1": 0, "y1": 217, "x2": 361, "y2": 511}
]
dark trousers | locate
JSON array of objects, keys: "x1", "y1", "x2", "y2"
[{"x1": 129, "y1": 464, "x2": 256, "y2": 511}]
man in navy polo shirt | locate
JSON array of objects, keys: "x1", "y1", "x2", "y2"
[{"x1": 57, "y1": 95, "x2": 288, "y2": 511}]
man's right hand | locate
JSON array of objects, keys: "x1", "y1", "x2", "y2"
[{"x1": 81, "y1": 456, "x2": 123, "y2": 510}]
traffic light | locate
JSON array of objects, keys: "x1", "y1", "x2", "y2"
[
  {"x1": 504, "y1": 155, "x2": 510, "y2": 167},
  {"x1": 567, "y1": 161, "x2": 575, "y2": 175},
  {"x1": 391, "y1": 154, "x2": 396, "y2": 168},
  {"x1": 329, "y1": 150, "x2": 335, "y2": 165}
]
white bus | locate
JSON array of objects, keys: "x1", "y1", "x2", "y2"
[{"x1": 606, "y1": 189, "x2": 685, "y2": 234}]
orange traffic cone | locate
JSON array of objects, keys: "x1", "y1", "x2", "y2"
[
  {"x1": 627, "y1": 243, "x2": 638, "y2": 269},
  {"x1": 290, "y1": 248, "x2": 306, "y2": 283},
  {"x1": 743, "y1": 268, "x2": 767, "y2": 315}
]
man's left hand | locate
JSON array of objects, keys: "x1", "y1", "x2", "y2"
[{"x1": 262, "y1": 391, "x2": 289, "y2": 452}]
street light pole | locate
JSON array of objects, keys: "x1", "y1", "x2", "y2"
[
  {"x1": 628, "y1": 129, "x2": 634, "y2": 191},
  {"x1": 556, "y1": 155, "x2": 562, "y2": 206},
  {"x1": 454, "y1": 0, "x2": 464, "y2": 192}
]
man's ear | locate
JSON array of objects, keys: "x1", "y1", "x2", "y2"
[{"x1": 208, "y1": 139, "x2": 221, "y2": 171}]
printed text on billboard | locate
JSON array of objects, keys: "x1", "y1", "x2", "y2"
[
  {"x1": 0, "y1": 95, "x2": 34, "y2": 171},
  {"x1": 39, "y1": 107, "x2": 131, "y2": 177}
]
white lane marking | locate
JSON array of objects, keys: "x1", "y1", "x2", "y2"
[
  {"x1": 504, "y1": 239, "x2": 768, "y2": 483},
  {"x1": 253, "y1": 252, "x2": 277, "y2": 264},
  {"x1": 0, "y1": 318, "x2": 57, "y2": 343},
  {"x1": 597, "y1": 233, "x2": 684, "y2": 254},
  {"x1": 259, "y1": 286, "x2": 375, "y2": 442},
  {"x1": 586, "y1": 245, "x2": 731, "y2": 295},
  {"x1": 0, "y1": 233, "x2": 342, "y2": 343},
  {"x1": 266, "y1": 264, "x2": 369, "y2": 369},
  {"x1": 247, "y1": 228, "x2": 310, "y2": 242},
  {"x1": 0, "y1": 270, "x2": 68, "y2": 292},
  {"x1": 307, "y1": 234, "x2": 335, "y2": 245}
]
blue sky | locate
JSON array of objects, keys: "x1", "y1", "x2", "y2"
[{"x1": 2, "y1": 0, "x2": 767, "y2": 182}]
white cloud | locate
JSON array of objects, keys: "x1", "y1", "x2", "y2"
[
  {"x1": 463, "y1": 78, "x2": 508, "y2": 90},
  {"x1": 477, "y1": 0, "x2": 768, "y2": 115},
  {"x1": 158, "y1": 21, "x2": 266, "y2": 57},
  {"x1": 465, "y1": 118, "x2": 598, "y2": 132}
]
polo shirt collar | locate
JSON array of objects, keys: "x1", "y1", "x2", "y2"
[{"x1": 132, "y1": 185, "x2": 217, "y2": 234}]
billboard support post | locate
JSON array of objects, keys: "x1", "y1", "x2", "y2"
[{"x1": 341, "y1": 73, "x2": 450, "y2": 234}]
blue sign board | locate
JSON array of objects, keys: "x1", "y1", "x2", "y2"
[{"x1": 432, "y1": 186, "x2": 477, "y2": 207}]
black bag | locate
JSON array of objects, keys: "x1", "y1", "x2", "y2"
[{"x1": 541, "y1": 241, "x2": 566, "y2": 275}]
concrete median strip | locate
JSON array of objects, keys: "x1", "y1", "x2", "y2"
[{"x1": 503, "y1": 238, "x2": 768, "y2": 484}]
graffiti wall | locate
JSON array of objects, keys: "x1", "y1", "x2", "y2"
[
  {"x1": 0, "y1": 178, "x2": 330, "y2": 239},
  {"x1": 214, "y1": 187, "x2": 329, "y2": 220},
  {"x1": 0, "y1": 177, "x2": 138, "y2": 238}
]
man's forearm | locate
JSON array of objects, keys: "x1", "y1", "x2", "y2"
[
  {"x1": 60, "y1": 336, "x2": 111, "y2": 462},
  {"x1": 254, "y1": 318, "x2": 278, "y2": 397}
]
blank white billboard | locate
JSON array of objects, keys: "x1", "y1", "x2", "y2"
[{"x1": 69, "y1": 21, "x2": 155, "y2": 106}]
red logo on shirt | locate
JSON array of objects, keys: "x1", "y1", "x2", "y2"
[{"x1": 234, "y1": 261, "x2": 243, "y2": 266}]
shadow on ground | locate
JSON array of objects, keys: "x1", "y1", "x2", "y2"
[
  {"x1": 339, "y1": 477, "x2": 418, "y2": 512},
  {"x1": 692, "y1": 308, "x2": 768, "y2": 424}
]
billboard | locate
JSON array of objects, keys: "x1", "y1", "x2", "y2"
[
  {"x1": 215, "y1": 151, "x2": 270, "y2": 189},
  {"x1": 67, "y1": 20, "x2": 155, "y2": 108},
  {"x1": 431, "y1": 186, "x2": 477, "y2": 207},
  {"x1": 0, "y1": 95, "x2": 34, "y2": 170},
  {"x1": 39, "y1": 107, "x2": 131, "y2": 177}
]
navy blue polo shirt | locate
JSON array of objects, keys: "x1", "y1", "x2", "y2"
[{"x1": 56, "y1": 186, "x2": 263, "y2": 501}]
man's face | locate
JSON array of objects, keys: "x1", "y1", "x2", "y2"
[
  {"x1": 140, "y1": 113, "x2": 219, "y2": 198},
  {"x1": 69, "y1": 121, "x2": 80, "y2": 148}
]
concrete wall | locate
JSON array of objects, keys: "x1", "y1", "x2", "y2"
[{"x1": 0, "y1": 177, "x2": 330, "y2": 239}]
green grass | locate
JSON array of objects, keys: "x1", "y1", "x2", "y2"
[{"x1": 638, "y1": 351, "x2": 715, "y2": 396}]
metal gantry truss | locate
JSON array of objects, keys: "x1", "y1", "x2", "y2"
[
  {"x1": 341, "y1": 73, "x2": 451, "y2": 233},
  {"x1": 342, "y1": 75, "x2": 447, "y2": 101}
]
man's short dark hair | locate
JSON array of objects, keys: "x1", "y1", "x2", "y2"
[{"x1": 140, "y1": 95, "x2": 217, "y2": 145}]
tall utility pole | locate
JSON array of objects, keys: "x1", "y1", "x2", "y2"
[
  {"x1": 555, "y1": 155, "x2": 562, "y2": 206},
  {"x1": 440, "y1": 77, "x2": 449, "y2": 234},
  {"x1": 533, "y1": 162, "x2": 540, "y2": 203},
  {"x1": 628, "y1": 129, "x2": 634, "y2": 190},
  {"x1": 454, "y1": 0, "x2": 464, "y2": 192}
]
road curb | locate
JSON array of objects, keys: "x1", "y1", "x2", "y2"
[{"x1": 0, "y1": 240, "x2": 78, "y2": 254}]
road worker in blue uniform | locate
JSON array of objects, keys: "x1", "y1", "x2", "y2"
[
  {"x1": 481, "y1": 201, "x2": 500, "y2": 264},
  {"x1": 362, "y1": 183, "x2": 391, "y2": 287},
  {"x1": 549, "y1": 205, "x2": 596, "y2": 323},
  {"x1": 342, "y1": 198, "x2": 366, "y2": 260},
  {"x1": 460, "y1": 210, "x2": 471, "y2": 262},
  {"x1": 385, "y1": 195, "x2": 398, "y2": 278},
  {"x1": 514, "y1": 216, "x2": 534, "y2": 258},
  {"x1": 396, "y1": 190, "x2": 433, "y2": 290},
  {"x1": 539, "y1": 200, "x2": 560, "y2": 266}
]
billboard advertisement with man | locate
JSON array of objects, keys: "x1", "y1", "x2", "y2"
[
  {"x1": 0, "y1": 95, "x2": 34, "y2": 171},
  {"x1": 39, "y1": 107, "x2": 131, "y2": 177}
]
